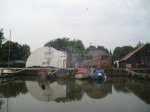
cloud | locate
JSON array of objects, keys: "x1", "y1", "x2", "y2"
[{"x1": 0, "y1": 0, "x2": 150, "y2": 51}]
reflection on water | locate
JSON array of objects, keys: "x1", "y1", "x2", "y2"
[
  {"x1": 0, "y1": 77, "x2": 150, "y2": 112},
  {"x1": 75, "y1": 79, "x2": 112, "y2": 99}
]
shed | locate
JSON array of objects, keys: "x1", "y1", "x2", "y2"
[{"x1": 119, "y1": 43, "x2": 150, "y2": 68}]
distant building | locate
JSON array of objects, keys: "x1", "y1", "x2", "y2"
[
  {"x1": 81, "y1": 50, "x2": 112, "y2": 68},
  {"x1": 119, "y1": 43, "x2": 150, "y2": 68},
  {"x1": 26, "y1": 47, "x2": 67, "y2": 68}
]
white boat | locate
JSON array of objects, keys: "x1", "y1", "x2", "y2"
[{"x1": 0, "y1": 68, "x2": 13, "y2": 77}]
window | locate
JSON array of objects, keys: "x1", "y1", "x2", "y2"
[{"x1": 85, "y1": 55, "x2": 93, "y2": 60}]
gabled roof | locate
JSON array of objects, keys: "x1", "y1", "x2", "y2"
[
  {"x1": 120, "y1": 44, "x2": 147, "y2": 62},
  {"x1": 81, "y1": 50, "x2": 110, "y2": 66},
  {"x1": 82, "y1": 57, "x2": 101, "y2": 66},
  {"x1": 86, "y1": 50, "x2": 108, "y2": 57}
]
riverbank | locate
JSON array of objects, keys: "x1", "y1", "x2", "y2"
[
  {"x1": 105, "y1": 68, "x2": 150, "y2": 80},
  {"x1": 0, "y1": 67, "x2": 150, "y2": 80}
]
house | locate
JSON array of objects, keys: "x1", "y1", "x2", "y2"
[
  {"x1": 26, "y1": 47, "x2": 67, "y2": 68},
  {"x1": 81, "y1": 50, "x2": 112, "y2": 68},
  {"x1": 119, "y1": 43, "x2": 150, "y2": 68}
]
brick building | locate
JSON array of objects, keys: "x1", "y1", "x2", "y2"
[{"x1": 81, "y1": 50, "x2": 112, "y2": 68}]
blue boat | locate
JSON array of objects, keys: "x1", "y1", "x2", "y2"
[
  {"x1": 91, "y1": 69, "x2": 106, "y2": 80},
  {"x1": 55, "y1": 69, "x2": 69, "y2": 78}
]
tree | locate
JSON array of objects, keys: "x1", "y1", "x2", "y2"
[
  {"x1": 72, "y1": 39, "x2": 85, "y2": 54},
  {"x1": 0, "y1": 29, "x2": 5, "y2": 62},
  {"x1": 1, "y1": 41, "x2": 30, "y2": 62},
  {"x1": 0, "y1": 29, "x2": 5, "y2": 47},
  {"x1": 97, "y1": 45, "x2": 109, "y2": 53},
  {"x1": 109, "y1": 49, "x2": 112, "y2": 55},
  {"x1": 45, "y1": 38, "x2": 86, "y2": 67},
  {"x1": 44, "y1": 37, "x2": 70, "y2": 50},
  {"x1": 136, "y1": 41, "x2": 144, "y2": 47},
  {"x1": 113, "y1": 46, "x2": 133, "y2": 61},
  {"x1": 113, "y1": 47, "x2": 122, "y2": 61},
  {"x1": 86, "y1": 45, "x2": 96, "y2": 52},
  {"x1": 20, "y1": 44, "x2": 30, "y2": 61},
  {"x1": 85, "y1": 45, "x2": 109, "y2": 54},
  {"x1": 121, "y1": 46, "x2": 133, "y2": 58},
  {"x1": 44, "y1": 37, "x2": 85, "y2": 54}
]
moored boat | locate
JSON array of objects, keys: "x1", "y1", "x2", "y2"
[
  {"x1": 75, "y1": 68, "x2": 91, "y2": 79},
  {"x1": 0, "y1": 68, "x2": 13, "y2": 78},
  {"x1": 55, "y1": 69, "x2": 69, "y2": 78},
  {"x1": 91, "y1": 69, "x2": 106, "y2": 80}
]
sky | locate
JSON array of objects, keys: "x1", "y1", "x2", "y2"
[{"x1": 0, "y1": 0, "x2": 150, "y2": 52}]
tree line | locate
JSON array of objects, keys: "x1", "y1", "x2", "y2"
[
  {"x1": 0, "y1": 28, "x2": 144, "y2": 66},
  {"x1": 0, "y1": 29, "x2": 30, "y2": 66},
  {"x1": 44, "y1": 37, "x2": 110, "y2": 54},
  {"x1": 45, "y1": 38, "x2": 144, "y2": 62}
]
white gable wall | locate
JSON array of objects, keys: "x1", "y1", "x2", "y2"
[{"x1": 26, "y1": 47, "x2": 67, "y2": 68}]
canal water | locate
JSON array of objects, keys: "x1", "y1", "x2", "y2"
[{"x1": 0, "y1": 76, "x2": 150, "y2": 112}]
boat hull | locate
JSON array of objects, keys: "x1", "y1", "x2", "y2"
[
  {"x1": 75, "y1": 68, "x2": 91, "y2": 79},
  {"x1": 75, "y1": 73, "x2": 90, "y2": 79},
  {"x1": 0, "y1": 69, "x2": 13, "y2": 78},
  {"x1": 55, "y1": 69, "x2": 69, "y2": 78},
  {"x1": 56, "y1": 73, "x2": 69, "y2": 78}
]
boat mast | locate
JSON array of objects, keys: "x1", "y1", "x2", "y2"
[{"x1": 8, "y1": 29, "x2": 11, "y2": 68}]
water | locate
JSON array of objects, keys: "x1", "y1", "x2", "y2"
[{"x1": 0, "y1": 76, "x2": 150, "y2": 112}]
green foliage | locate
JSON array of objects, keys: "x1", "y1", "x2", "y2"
[
  {"x1": 44, "y1": 37, "x2": 85, "y2": 54},
  {"x1": 0, "y1": 29, "x2": 5, "y2": 46},
  {"x1": 136, "y1": 41, "x2": 144, "y2": 48},
  {"x1": 44, "y1": 37, "x2": 69, "y2": 50},
  {"x1": 1, "y1": 41, "x2": 30, "y2": 62},
  {"x1": 45, "y1": 38, "x2": 86, "y2": 67},
  {"x1": 85, "y1": 45, "x2": 109, "y2": 54},
  {"x1": 97, "y1": 45, "x2": 109, "y2": 53},
  {"x1": 45, "y1": 37, "x2": 111, "y2": 56},
  {"x1": 0, "y1": 29, "x2": 5, "y2": 62},
  {"x1": 20, "y1": 44, "x2": 31, "y2": 61},
  {"x1": 109, "y1": 49, "x2": 112, "y2": 55},
  {"x1": 72, "y1": 39, "x2": 85, "y2": 54},
  {"x1": 113, "y1": 46, "x2": 133, "y2": 61},
  {"x1": 86, "y1": 45, "x2": 96, "y2": 52},
  {"x1": 113, "y1": 47, "x2": 122, "y2": 61}
]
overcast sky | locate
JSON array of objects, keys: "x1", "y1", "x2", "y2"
[{"x1": 0, "y1": 0, "x2": 150, "y2": 52}]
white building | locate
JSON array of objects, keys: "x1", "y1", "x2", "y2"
[{"x1": 26, "y1": 47, "x2": 67, "y2": 68}]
